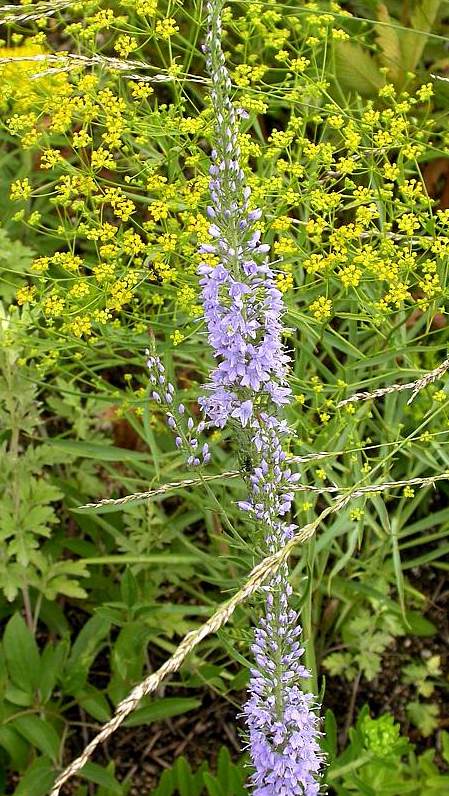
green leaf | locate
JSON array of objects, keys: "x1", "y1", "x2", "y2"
[
  {"x1": 121, "y1": 568, "x2": 138, "y2": 608},
  {"x1": 404, "y1": 611, "x2": 437, "y2": 636},
  {"x1": 47, "y1": 439, "x2": 149, "y2": 461},
  {"x1": 323, "y1": 709, "x2": 338, "y2": 761},
  {"x1": 407, "y1": 701, "x2": 439, "y2": 737},
  {"x1": 357, "y1": 631, "x2": 392, "y2": 681},
  {"x1": 323, "y1": 652, "x2": 355, "y2": 679},
  {"x1": 389, "y1": 514, "x2": 406, "y2": 620},
  {"x1": 0, "y1": 229, "x2": 35, "y2": 303},
  {"x1": 0, "y1": 726, "x2": 30, "y2": 770},
  {"x1": 217, "y1": 746, "x2": 231, "y2": 788},
  {"x1": 153, "y1": 767, "x2": 175, "y2": 796},
  {"x1": 63, "y1": 614, "x2": 111, "y2": 693},
  {"x1": 399, "y1": 0, "x2": 442, "y2": 75},
  {"x1": 39, "y1": 641, "x2": 69, "y2": 703},
  {"x1": 78, "y1": 687, "x2": 111, "y2": 722},
  {"x1": 375, "y1": 4, "x2": 402, "y2": 83},
  {"x1": 13, "y1": 756, "x2": 55, "y2": 796},
  {"x1": 124, "y1": 697, "x2": 201, "y2": 727},
  {"x1": 11, "y1": 716, "x2": 60, "y2": 762},
  {"x1": 441, "y1": 730, "x2": 449, "y2": 765},
  {"x1": 203, "y1": 771, "x2": 224, "y2": 796},
  {"x1": 79, "y1": 761, "x2": 122, "y2": 793},
  {"x1": 112, "y1": 623, "x2": 150, "y2": 682},
  {"x1": 334, "y1": 42, "x2": 385, "y2": 95},
  {"x1": 3, "y1": 614, "x2": 40, "y2": 692},
  {"x1": 4, "y1": 685, "x2": 33, "y2": 706},
  {"x1": 175, "y1": 756, "x2": 195, "y2": 796}
]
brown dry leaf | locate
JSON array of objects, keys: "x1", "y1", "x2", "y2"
[
  {"x1": 100, "y1": 405, "x2": 143, "y2": 451},
  {"x1": 422, "y1": 158, "x2": 449, "y2": 208}
]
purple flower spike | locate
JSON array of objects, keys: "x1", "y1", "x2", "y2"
[
  {"x1": 202, "y1": 2, "x2": 323, "y2": 793},
  {"x1": 147, "y1": 355, "x2": 210, "y2": 468},
  {"x1": 199, "y1": 0, "x2": 292, "y2": 430}
]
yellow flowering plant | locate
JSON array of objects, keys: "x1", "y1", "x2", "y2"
[{"x1": 0, "y1": 2, "x2": 449, "y2": 792}]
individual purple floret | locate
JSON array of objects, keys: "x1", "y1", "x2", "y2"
[{"x1": 146, "y1": 353, "x2": 210, "y2": 466}]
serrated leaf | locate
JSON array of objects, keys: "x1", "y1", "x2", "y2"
[
  {"x1": 0, "y1": 229, "x2": 35, "y2": 303},
  {"x1": 322, "y1": 652, "x2": 355, "y2": 679},
  {"x1": 399, "y1": 0, "x2": 442, "y2": 74},
  {"x1": 44, "y1": 576, "x2": 88, "y2": 601},
  {"x1": 375, "y1": 3, "x2": 402, "y2": 83},
  {"x1": 407, "y1": 701, "x2": 439, "y2": 737},
  {"x1": 334, "y1": 42, "x2": 385, "y2": 95}
]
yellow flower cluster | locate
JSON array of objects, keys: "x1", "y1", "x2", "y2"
[
  {"x1": 2, "y1": 0, "x2": 446, "y2": 352},
  {"x1": 10, "y1": 178, "x2": 32, "y2": 201},
  {"x1": 310, "y1": 296, "x2": 333, "y2": 321}
]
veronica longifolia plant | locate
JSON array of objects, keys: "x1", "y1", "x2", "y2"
[
  {"x1": 147, "y1": 0, "x2": 322, "y2": 790},
  {"x1": 198, "y1": 1, "x2": 323, "y2": 793}
]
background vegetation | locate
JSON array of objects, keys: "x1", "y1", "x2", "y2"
[{"x1": 0, "y1": 0, "x2": 449, "y2": 793}]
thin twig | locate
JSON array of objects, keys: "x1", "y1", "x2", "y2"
[
  {"x1": 0, "y1": 0, "x2": 71, "y2": 23},
  {"x1": 337, "y1": 357, "x2": 449, "y2": 408},
  {"x1": 48, "y1": 467, "x2": 449, "y2": 794},
  {"x1": 75, "y1": 469, "x2": 449, "y2": 512},
  {"x1": 0, "y1": 53, "x2": 209, "y2": 85},
  {"x1": 76, "y1": 471, "x2": 240, "y2": 511},
  {"x1": 347, "y1": 471, "x2": 449, "y2": 498}
]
